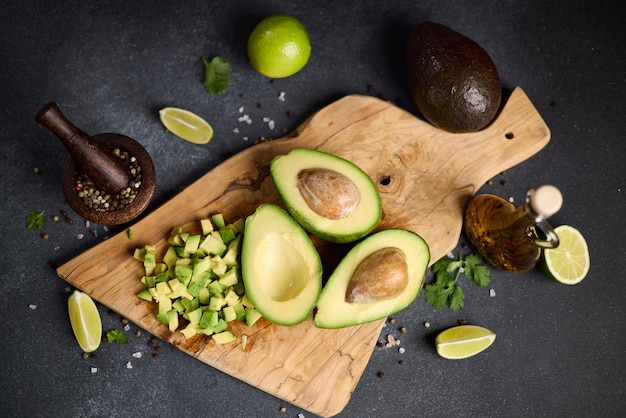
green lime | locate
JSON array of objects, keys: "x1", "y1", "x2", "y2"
[
  {"x1": 247, "y1": 15, "x2": 311, "y2": 78},
  {"x1": 435, "y1": 325, "x2": 496, "y2": 360},
  {"x1": 159, "y1": 107, "x2": 214, "y2": 144},
  {"x1": 542, "y1": 225, "x2": 590, "y2": 285},
  {"x1": 68, "y1": 290, "x2": 102, "y2": 353}
]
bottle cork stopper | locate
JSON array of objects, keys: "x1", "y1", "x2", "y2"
[{"x1": 530, "y1": 185, "x2": 562, "y2": 217}]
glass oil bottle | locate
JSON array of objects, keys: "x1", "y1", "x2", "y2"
[{"x1": 464, "y1": 185, "x2": 562, "y2": 273}]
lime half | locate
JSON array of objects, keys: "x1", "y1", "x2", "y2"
[
  {"x1": 435, "y1": 325, "x2": 496, "y2": 360},
  {"x1": 159, "y1": 107, "x2": 214, "y2": 144},
  {"x1": 68, "y1": 290, "x2": 102, "y2": 353},
  {"x1": 542, "y1": 225, "x2": 590, "y2": 285}
]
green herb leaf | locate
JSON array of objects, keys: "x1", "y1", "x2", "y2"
[
  {"x1": 106, "y1": 329, "x2": 128, "y2": 344},
  {"x1": 203, "y1": 56, "x2": 232, "y2": 95},
  {"x1": 127, "y1": 228, "x2": 134, "y2": 240},
  {"x1": 26, "y1": 211, "x2": 46, "y2": 230},
  {"x1": 425, "y1": 250, "x2": 490, "y2": 311}
]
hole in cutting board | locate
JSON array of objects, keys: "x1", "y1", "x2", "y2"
[
  {"x1": 505, "y1": 132, "x2": 515, "y2": 140},
  {"x1": 380, "y1": 176, "x2": 391, "y2": 186}
]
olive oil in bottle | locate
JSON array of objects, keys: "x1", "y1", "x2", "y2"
[{"x1": 464, "y1": 185, "x2": 562, "y2": 273}]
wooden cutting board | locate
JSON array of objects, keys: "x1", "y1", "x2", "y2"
[{"x1": 57, "y1": 87, "x2": 550, "y2": 417}]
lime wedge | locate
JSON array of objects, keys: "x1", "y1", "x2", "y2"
[
  {"x1": 542, "y1": 225, "x2": 590, "y2": 285},
  {"x1": 435, "y1": 325, "x2": 496, "y2": 360},
  {"x1": 159, "y1": 107, "x2": 214, "y2": 144},
  {"x1": 68, "y1": 290, "x2": 102, "y2": 353}
]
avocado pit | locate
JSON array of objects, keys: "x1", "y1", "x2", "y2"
[
  {"x1": 345, "y1": 247, "x2": 409, "y2": 304},
  {"x1": 297, "y1": 168, "x2": 361, "y2": 220}
]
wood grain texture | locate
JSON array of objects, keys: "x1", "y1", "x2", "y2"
[{"x1": 57, "y1": 87, "x2": 549, "y2": 417}]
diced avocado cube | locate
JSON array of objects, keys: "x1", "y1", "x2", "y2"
[
  {"x1": 224, "y1": 288, "x2": 241, "y2": 307},
  {"x1": 157, "y1": 296, "x2": 172, "y2": 313},
  {"x1": 167, "y1": 227, "x2": 184, "y2": 245},
  {"x1": 245, "y1": 307, "x2": 263, "y2": 327},
  {"x1": 174, "y1": 246, "x2": 188, "y2": 258},
  {"x1": 232, "y1": 281, "x2": 245, "y2": 296},
  {"x1": 175, "y1": 258, "x2": 193, "y2": 266},
  {"x1": 155, "y1": 281, "x2": 172, "y2": 296},
  {"x1": 187, "y1": 307, "x2": 204, "y2": 325},
  {"x1": 156, "y1": 310, "x2": 169, "y2": 325},
  {"x1": 184, "y1": 234, "x2": 201, "y2": 255},
  {"x1": 211, "y1": 213, "x2": 226, "y2": 229},
  {"x1": 219, "y1": 227, "x2": 237, "y2": 245},
  {"x1": 199, "y1": 235, "x2": 227, "y2": 256},
  {"x1": 154, "y1": 272, "x2": 169, "y2": 284},
  {"x1": 211, "y1": 256, "x2": 228, "y2": 277},
  {"x1": 167, "y1": 309, "x2": 179, "y2": 331},
  {"x1": 207, "y1": 280, "x2": 225, "y2": 297},
  {"x1": 199, "y1": 326, "x2": 214, "y2": 336},
  {"x1": 200, "y1": 218, "x2": 214, "y2": 235},
  {"x1": 174, "y1": 265, "x2": 193, "y2": 285},
  {"x1": 180, "y1": 298, "x2": 193, "y2": 311},
  {"x1": 212, "y1": 330, "x2": 236, "y2": 345},
  {"x1": 136, "y1": 290, "x2": 152, "y2": 301},
  {"x1": 148, "y1": 287, "x2": 159, "y2": 298},
  {"x1": 172, "y1": 299, "x2": 186, "y2": 314},
  {"x1": 168, "y1": 278, "x2": 181, "y2": 291},
  {"x1": 200, "y1": 310, "x2": 219, "y2": 329},
  {"x1": 154, "y1": 262, "x2": 168, "y2": 275},
  {"x1": 222, "y1": 248, "x2": 238, "y2": 266},
  {"x1": 180, "y1": 323, "x2": 199, "y2": 339},
  {"x1": 231, "y1": 218, "x2": 245, "y2": 234},
  {"x1": 144, "y1": 275, "x2": 156, "y2": 288},
  {"x1": 198, "y1": 287, "x2": 210, "y2": 305},
  {"x1": 192, "y1": 257, "x2": 212, "y2": 275},
  {"x1": 213, "y1": 318, "x2": 228, "y2": 333},
  {"x1": 163, "y1": 246, "x2": 178, "y2": 268},
  {"x1": 218, "y1": 268, "x2": 239, "y2": 287},
  {"x1": 133, "y1": 248, "x2": 146, "y2": 261},
  {"x1": 167, "y1": 283, "x2": 193, "y2": 300},
  {"x1": 222, "y1": 305, "x2": 237, "y2": 322},
  {"x1": 187, "y1": 281, "x2": 202, "y2": 298},
  {"x1": 208, "y1": 296, "x2": 226, "y2": 311},
  {"x1": 179, "y1": 232, "x2": 190, "y2": 242},
  {"x1": 233, "y1": 303, "x2": 246, "y2": 321},
  {"x1": 242, "y1": 293, "x2": 255, "y2": 308}
]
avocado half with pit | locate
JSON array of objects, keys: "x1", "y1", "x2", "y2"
[
  {"x1": 270, "y1": 148, "x2": 382, "y2": 244},
  {"x1": 241, "y1": 204, "x2": 322, "y2": 326},
  {"x1": 314, "y1": 229, "x2": 430, "y2": 329}
]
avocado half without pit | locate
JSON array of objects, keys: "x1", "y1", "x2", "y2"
[
  {"x1": 270, "y1": 148, "x2": 382, "y2": 244},
  {"x1": 241, "y1": 204, "x2": 322, "y2": 326},
  {"x1": 314, "y1": 229, "x2": 430, "y2": 329}
]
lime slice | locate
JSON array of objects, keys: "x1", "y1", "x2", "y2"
[
  {"x1": 68, "y1": 290, "x2": 102, "y2": 353},
  {"x1": 159, "y1": 107, "x2": 214, "y2": 144},
  {"x1": 542, "y1": 225, "x2": 590, "y2": 285},
  {"x1": 435, "y1": 325, "x2": 496, "y2": 360}
]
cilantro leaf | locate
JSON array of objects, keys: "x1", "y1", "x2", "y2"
[
  {"x1": 464, "y1": 253, "x2": 491, "y2": 287},
  {"x1": 448, "y1": 284, "x2": 465, "y2": 311},
  {"x1": 203, "y1": 56, "x2": 232, "y2": 95},
  {"x1": 106, "y1": 329, "x2": 128, "y2": 344},
  {"x1": 26, "y1": 211, "x2": 46, "y2": 230}
]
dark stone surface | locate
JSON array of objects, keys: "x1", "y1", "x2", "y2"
[{"x1": 1, "y1": 1, "x2": 624, "y2": 417}]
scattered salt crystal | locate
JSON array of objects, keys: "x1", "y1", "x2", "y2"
[
  {"x1": 447, "y1": 251, "x2": 455, "y2": 258},
  {"x1": 399, "y1": 347, "x2": 406, "y2": 354},
  {"x1": 103, "y1": 226, "x2": 109, "y2": 232},
  {"x1": 90, "y1": 367, "x2": 98, "y2": 374},
  {"x1": 238, "y1": 106, "x2": 244, "y2": 113},
  {"x1": 263, "y1": 117, "x2": 270, "y2": 122},
  {"x1": 278, "y1": 92, "x2": 286, "y2": 101},
  {"x1": 28, "y1": 304, "x2": 37, "y2": 310},
  {"x1": 233, "y1": 128, "x2": 239, "y2": 133},
  {"x1": 242, "y1": 137, "x2": 248, "y2": 141},
  {"x1": 76, "y1": 234, "x2": 84, "y2": 240},
  {"x1": 85, "y1": 220, "x2": 90, "y2": 228},
  {"x1": 490, "y1": 289, "x2": 496, "y2": 297},
  {"x1": 124, "y1": 324, "x2": 131, "y2": 331},
  {"x1": 298, "y1": 414, "x2": 304, "y2": 418},
  {"x1": 53, "y1": 246, "x2": 60, "y2": 251},
  {"x1": 459, "y1": 266, "x2": 465, "y2": 274},
  {"x1": 268, "y1": 120, "x2": 275, "y2": 130},
  {"x1": 126, "y1": 361, "x2": 133, "y2": 369},
  {"x1": 508, "y1": 197, "x2": 515, "y2": 203},
  {"x1": 132, "y1": 352, "x2": 142, "y2": 358}
]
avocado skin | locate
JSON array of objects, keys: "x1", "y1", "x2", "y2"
[{"x1": 407, "y1": 21, "x2": 501, "y2": 133}]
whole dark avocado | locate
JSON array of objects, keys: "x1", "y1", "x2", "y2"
[{"x1": 406, "y1": 22, "x2": 502, "y2": 133}]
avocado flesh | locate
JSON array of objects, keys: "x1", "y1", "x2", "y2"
[
  {"x1": 406, "y1": 21, "x2": 501, "y2": 133},
  {"x1": 241, "y1": 204, "x2": 322, "y2": 326},
  {"x1": 314, "y1": 229, "x2": 430, "y2": 329},
  {"x1": 271, "y1": 148, "x2": 382, "y2": 244}
]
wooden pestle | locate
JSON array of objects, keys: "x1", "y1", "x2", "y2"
[{"x1": 35, "y1": 102, "x2": 132, "y2": 195}]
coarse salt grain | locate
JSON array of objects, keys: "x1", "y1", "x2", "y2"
[
  {"x1": 132, "y1": 352, "x2": 142, "y2": 358},
  {"x1": 91, "y1": 367, "x2": 98, "y2": 373},
  {"x1": 124, "y1": 324, "x2": 131, "y2": 331},
  {"x1": 263, "y1": 117, "x2": 270, "y2": 122},
  {"x1": 268, "y1": 120, "x2": 275, "y2": 130},
  {"x1": 126, "y1": 361, "x2": 133, "y2": 369},
  {"x1": 233, "y1": 128, "x2": 239, "y2": 134},
  {"x1": 508, "y1": 197, "x2": 515, "y2": 203},
  {"x1": 278, "y1": 92, "x2": 286, "y2": 101},
  {"x1": 490, "y1": 289, "x2": 496, "y2": 297},
  {"x1": 238, "y1": 106, "x2": 244, "y2": 113},
  {"x1": 76, "y1": 234, "x2": 84, "y2": 240},
  {"x1": 29, "y1": 304, "x2": 37, "y2": 310},
  {"x1": 399, "y1": 347, "x2": 406, "y2": 354}
]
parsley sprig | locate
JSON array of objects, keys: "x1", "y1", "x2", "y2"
[
  {"x1": 425, "y1": 252, "x2": 490, "y2": 311},
  {"x1": 106, "y1": 329, "x2": 128, "y2": 344}
]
